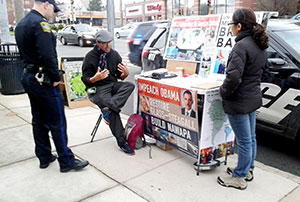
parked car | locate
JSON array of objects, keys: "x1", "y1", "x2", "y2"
[
  {"x1": 291, "y1": 13, "x2": 300, "y2": 20},
  {"x1": 114, "y1": 23, "x2": 137, "y2": 39},
  {"x1": 127, "y1": 20, "x2": 168, "y2": 67},
  {"x1": 57, "y1": 24, "x2": 96, "y2": 47},
  {"x1": 257, "y1": 19, "x2": 300, "y2": 142},
  {"x1": 141, "y1": 22, "x2": 169, "y2": 72},
  {"x1": 142, "y1": 19, "x2": 300, "y2": 143}
]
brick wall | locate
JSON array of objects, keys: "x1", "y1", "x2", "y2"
[{"x1": 235, "y1": 0, "x2": 256, "y2": 10}]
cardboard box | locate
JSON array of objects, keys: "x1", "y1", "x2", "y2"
[
  {"x1": 166, "y1": 60, "x2": 197, "y2": 75},
  {"x1": 156, "y1": 141, "x2": 174, "y2": 151}
]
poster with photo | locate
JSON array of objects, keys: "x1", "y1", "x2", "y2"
[
  {"x1": 138, "y1": 78, "x2": 201, "y2": 158},
  {"x1": 164, "y1": 15, "x2": 221, "y2": 63},
  {"x1": 211, "y1": 12, "x2": 271, "y2": 76},
  {"x1": 63, "y1": 60, "x2": 87, "y2": 102},
  {"x1": 212, "y1": 13, "x2": 234, "y2": 76}
]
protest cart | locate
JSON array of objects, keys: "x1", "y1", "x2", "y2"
[
  {"x1": 135, "y1": 12, "x2": 272, "y2": 174},
  {"x1": 136, "y1": 73, "x2": 234, "y2": 175}
]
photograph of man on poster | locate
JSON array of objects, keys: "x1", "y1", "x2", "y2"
[
  {"x1": 181, "y1": 90, "x2": 196, "y2": 118},
  {"x1": 217, "y1": 61, "x2": 226, "y2": 74}
]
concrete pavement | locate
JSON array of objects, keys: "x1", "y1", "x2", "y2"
[{"x1": 0, "y1": 93, "x2": 300, "y2": 202}]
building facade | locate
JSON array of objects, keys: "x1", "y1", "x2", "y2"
[
  {"x1": 124, "y1": 0, "x2": 257, "y2": 23},
  {"x1": 125, "y1": 0, "x2": 167, "y2": 23},
  {"x1": 6, "y1": 0, "x2": 257, "y2": 26}
]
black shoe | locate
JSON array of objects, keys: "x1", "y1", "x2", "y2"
[
  {"x1": 60, "y1": 159, "x2": 89, "y2": 173},
  {"x1": 40, "y1": 154, "x2": 57, "y2": 169},
  {"x1": 120, "y1": 143, "x2": 135, "y2": 155}
]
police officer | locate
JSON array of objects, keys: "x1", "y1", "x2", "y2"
[{"x1": 15, "y1": 0, "x2": 89, "y2": 172}]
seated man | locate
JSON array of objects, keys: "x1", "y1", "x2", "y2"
[{"x1": 81, "y1": 30, "x2": 135, "y2": 155}]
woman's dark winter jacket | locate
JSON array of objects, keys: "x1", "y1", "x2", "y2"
[
  {"x1": 219, "y1": 30, "x2": 268, "y2": 114},
  {"x1": 81, "y1": 46, "x2": 122, "y2": 88}
]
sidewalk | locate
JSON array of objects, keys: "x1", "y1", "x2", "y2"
[{"x1": 0, "y1": 93, "x2": 299, "y2": 202}]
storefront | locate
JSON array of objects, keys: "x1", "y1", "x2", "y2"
[
  {"x1": 124, "y1": 0, "x2": 257, "y2": 23},
  {"x1": 125, "y1": 0, "x2": 167, "y2": 23}
]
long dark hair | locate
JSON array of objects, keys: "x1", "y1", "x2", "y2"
[{"x1": 232, "y1": 8, "x2": 269, "y2": 50}]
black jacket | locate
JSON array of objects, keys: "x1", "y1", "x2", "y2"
[
  {"x1": 81, "y1": 46, "x2": 122, "y2": 88},
  {"x1": 15, "y1": 10, "x2": 60, "y2": 82},
  {"x1": 219, "y1": 31, "x2": 268, "y2": 114}
]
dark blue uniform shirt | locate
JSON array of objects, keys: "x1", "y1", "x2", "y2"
[{"x1": 15, "y1": 10, "x2": 60, "y2": 82}]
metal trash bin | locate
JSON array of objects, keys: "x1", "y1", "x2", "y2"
[{"x1": 0, "y1": 43, "x2": 25, "y2": 95}]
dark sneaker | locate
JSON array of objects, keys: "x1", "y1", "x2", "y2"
[
  {"x1": 227, "y1": 167, "x2": 254, "y2": 182},
  {"x1": 120, "y1": 143, "x2": 135, "y2": 155},
  {"x1": 217, "y1": 175, "x2": 247, "y2": 190},
  {"x1": 40, "y1": 154, "x2": 57, "y2": 169},
  {"x1": 60, "y1": 159, "x2": 89, "y2": 173},
  {"x1": 101, "y1": 107, "x2": 110, "y2": 125}
]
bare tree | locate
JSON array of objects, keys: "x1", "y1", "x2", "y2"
[{"x1": 256, "y1": 0, "x2": 299, "y2": 16}]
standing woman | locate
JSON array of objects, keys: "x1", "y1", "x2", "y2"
[{"x1": 217, "y1": 8, "x2": 269, "y2": 190}]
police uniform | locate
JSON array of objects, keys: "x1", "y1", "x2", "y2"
[{"x1": 15, "y1": 9, "x2": 75, "y2": 169}]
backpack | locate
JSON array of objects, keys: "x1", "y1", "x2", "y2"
[{"x1": 124, "y1": 114, "x2": 145, "y2": 150}]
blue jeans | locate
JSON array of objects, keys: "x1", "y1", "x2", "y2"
[{"x1": 227, "y1": 111, "x2": 257, "y2": 178}]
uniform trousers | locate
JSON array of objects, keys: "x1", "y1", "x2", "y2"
[
  {"x1": 21, "y1": 72, "x2": 74, "y2": 168},
  {"x1": 90, "y1": 81, "x2": 135, "y2": 147}
]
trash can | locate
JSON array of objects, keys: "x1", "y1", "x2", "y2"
[{"x1": 0, "y1": 43, "x2": 25, "y2": 95}]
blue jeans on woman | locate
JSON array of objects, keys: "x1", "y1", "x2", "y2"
[{"x1": 227, "y1": 111, "x2": 257, "y2": 178}]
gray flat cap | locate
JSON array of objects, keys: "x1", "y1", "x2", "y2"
[{"x1": 95, "y1": 30, "x2": 113, "y2": 43}]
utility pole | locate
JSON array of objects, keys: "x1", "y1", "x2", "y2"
[
  {"x1": 0, "y1": 0, "x2": 10, "y2": 43},
  {"x1": 184, "y1": 0, "x2": 187, "y2": 15},
  {"x1": 71, "y1": 0, "x2": 75, "y2": 24},
  {"x1": 120, "y1": 0, "x2": 123, "y2": 26},
  {"x1": 171, "y1": 0, "x2": 174, "y2": 18},
  {"x1": 107, "y1": 0, "x2": 115, "y2": 48}
]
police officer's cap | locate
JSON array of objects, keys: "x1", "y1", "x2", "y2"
[
  {"x1": 95, "y1": 30, "x2": 113, "y2": 43},
  {"x1": 36, "y1": 0, "x2": 61, "y2": 13}
]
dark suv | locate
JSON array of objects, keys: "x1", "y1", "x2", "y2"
[
  {"x1": 128, "y1": 21, "x2": 168, "y2": 67},
  {"x1": 257, "y1": 19, "x2": 300, "y2": 142},
  {"x1": 142, "y1": 19, "x2": 300, "y2": 143}
]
